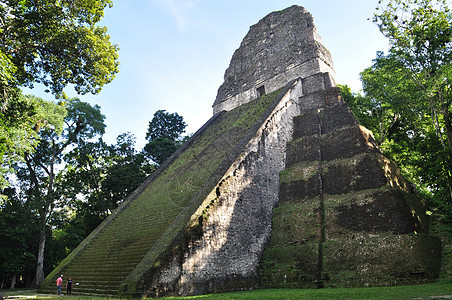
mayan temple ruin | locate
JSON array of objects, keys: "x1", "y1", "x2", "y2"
[{"x1": 40, "y1": 5, "x2": 441, "y2": 297}]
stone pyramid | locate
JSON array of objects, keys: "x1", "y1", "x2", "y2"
[
  {"x1": 40, "y1": 5, "x2": 441, "y2": 297},
  {"x1": 260, "y1": 95, "x2": 441, "y2": 289}
]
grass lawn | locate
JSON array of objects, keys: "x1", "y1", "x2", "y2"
[{"x1": 1, "y1": 281, "x2": 451, "y2": 300}]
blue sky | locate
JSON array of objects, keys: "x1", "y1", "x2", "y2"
[{"x1": 27, "y1": 0, "x2": 389, "y2": 150}]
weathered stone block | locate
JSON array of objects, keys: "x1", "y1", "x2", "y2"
[
  {"x1": 301, "y1": 73, "x2": 337, "y2": 95},
  {"x1": 324, "y1": 188, "x2": 419, "y2": 235},
  {"x1": 279, "y1": 162, "x2": 319, "y2": 183},
  {"x1": 292, "y1": 111, "x2": 320, "y2": 139},
  {"x1": 286, "y1": 136, "x2": 320, "y2": 166},
  {"x1": 260, "y1": 243, "x2": 320, "y2": 289},
  {"x1": 320, "y1": 102, "x2": 357, "y2": 134},
  {"x1": 379, "y1": 155, "x2": 412, "y2": 193},
  {"x1": 322, "y1": 234, "x2": 442, "y2": 287},
  {"x1": 323, "y1": 87, "x2": 342, "y2": 107},
  {"x1": 279, "y1": 161, "x2": 321, "y2": 201},
  {"x1": 322, "y1": 153, "x2": 389, "y2": 195},
  {"x1": 302, "y1": 73, "x2": 328, "y2": 95},
  {"x1": 270, "y1": 200, "x2": 321, "y2": 246},
  {"x1": 320, "y1": 125, "x2": 380, "y2": 162},
  {"x1": 323, "y1": 73, "x2": 335, "y2": 90},
  {"x1": 279, "y1": 176, "x2": 320, "y2": 201},
  {"x1": 298, "y1": 90, "x2": 327, "y2": 110},
  {"x1": 297, "y1": 87, "x2": 343, "y2": 112}
]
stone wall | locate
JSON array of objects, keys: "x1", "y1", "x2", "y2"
[
  {"x1": 260, "y1": 91, "x2": 442, "y2": 288},
  {"x1": 148, "y1": 80, "x2": 303, "y2": 296},
  {"x1": 41, "y1": 82, "x2": 299, "y2": 298},
  {"x1": 212, "y1": 5, "x2": 335, "y2": 114}
]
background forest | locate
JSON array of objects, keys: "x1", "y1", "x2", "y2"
[
  {"x1": 0, "y1": 0, "x2": 451, "y2": 290},
  {"x1": 340, "y1": 0, "x2": 452, "y2": 281}
]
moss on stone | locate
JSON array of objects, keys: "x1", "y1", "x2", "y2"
[
  {"x1": 260, "y1": 243, "x2": 319, "y2": 289},
  {"x1": 279, "y1": 161, "x2": 319, "y2": 183},
  {"x1": 40, "y1": 85, "x2": 283, "y2": 297},
  {"x1": 263, "y1": 102, "x2": 442, "y2": 290},
  {"x1": 322, "y1": 234, "x2": 442, "y2": 287},
  {"x1": 269, "y1": 199, "x2": 320, "y2": 247}
]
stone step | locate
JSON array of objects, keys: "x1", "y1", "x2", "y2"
[
  {"x1": 287, "y1": 125, "x2": 380, "y2": 167},
  {"x1": 291, "y1": 102, "x2": 357, "y2": 140},
  {"x1": 73, "y1": 247, "x2": 150, "y2": 258},
  {"x1": 57, "y1": 271, "x2": 130, "y2": 279},
  {"x1": 281, "y1": 152, "x2": 391, "y2": 197},
  {"x1": 72, "y1": 251, "x2": 147, "y2": 260},
  {"x1": 286, "y1": 135, "x2": 320, "y2": 167}
]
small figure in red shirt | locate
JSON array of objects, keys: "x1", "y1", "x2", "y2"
[{"x1": 56, "y1": 275, "x2": 63, "y2": 295}]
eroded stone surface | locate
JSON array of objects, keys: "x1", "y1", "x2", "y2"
[
  {"x1": 41, "y1": 5, "x2": 441, "y2": 297},
  {"x1": 261, "y1": 90, "x2": 440, "y2": 289},
  {"x1": 213, "y1": 5, "x2": 335, "y2": 114},
  {"x1": 153, "y1": 81, "x2": 303, "y2": 296}
]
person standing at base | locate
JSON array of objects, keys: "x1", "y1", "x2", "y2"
[
  {"x1": 56, "y1": 275, "x2": 63, "y2": 295},
  {"x1": 66, "y1": 277, "x2": 73, "y2": 295}
]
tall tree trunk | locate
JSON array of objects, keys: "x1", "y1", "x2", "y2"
[
  {"x1": 430, "y1": 101, "x2": 446, "y2": 148},
  {"x1": 441, "y1": 109, "x2": 452, "y2": 201},
  {"x1": 9, "y1": 274, "x2": 16, "y2": 289},
  {"x1": 34, "y1": 215, "x2": 47, "y2": 287},
  {"x1": 430, "y1": 101, "x2": 452, "y2": 200},
  {"x1": 28, "y1": 140, "x2": 57, "y2": 288},
  {"x1": 442, "y1": 109, "x2": 452, "y2": 149},
  {"x1": 26, "y1": 268, "x2": 33, "y2": 287}
]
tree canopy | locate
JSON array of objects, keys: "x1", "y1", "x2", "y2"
[
  {"x1": 339, "y1": 1, "x2": 452, "y2": 266},
  {"x1": 370, "y1": 0, "x2": 452, "y2": 201},
  {"x1": 0, "y1": 94, "x2": 66, "y2": 191},
  {"x1": 0, "y1": 0, "x2": 119, "y2": 191},
  {"x1": 13, "y1": 97, "x2": 105, "y2": 286},
  {"x1": 144, "y1": 110, "x2": 188, "y2": 165},
  {"x1": 374, "y1": 0, "x2": 452, "y2": 151},
  {"x1": 0, "y1": 0, "x2": 119, "y2": 99}
]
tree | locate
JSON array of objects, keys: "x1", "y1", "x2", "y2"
[
  {"x1": 144, "y1": 110, "x2": 187, "y2": 165},
  {"x1": 61, "y1": 138, "x2": 111, "y2": 235},
  {"x1": 339, "y1": 83, "x2": 398, "y2": 147},
  {"x1": 0, "y1": 0, "x2": 119, "y2": 99},
  {"x1": 0, "y1": 188, "x2": 38, "y2": 289},
  {"x1": 0, "y1": 93, "x2": 66, "y2": 191},
  {"x1": 0, "y1": 0, "x2": 119, "y2": 190},
  {"x1": 374, "y1": 0, "x2": 452, "y2": 148},
  {"x1": 14, "y1": 97, "x2": 105, "y2": 286},
  {"x1": 373, "y1": 0, "x2": 452, "y2": 199},
  {"x1": 62, "y1": 133, "x2": 155, "y2": 237},
  {"x1": 102, "y1": 133, "x2": 153, "y2": 205},
  {"x1": 338, "y1": 1, "x2": 452, "y2": 258}
]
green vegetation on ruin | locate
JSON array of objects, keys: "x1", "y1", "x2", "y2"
[
  {"x1": 279, "y1": 161, "x2": 319, "y2": 183},
  {"x1": 40, "y1": 87, "x2": 282, "y2": 296}
]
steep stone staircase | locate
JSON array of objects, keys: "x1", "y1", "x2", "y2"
[
  {"x1": 39, "y1": 88, "x2": 284, "y2": 296},
  {"x1": 40, "y1": 188, "x2": 188, "y2": 295}
]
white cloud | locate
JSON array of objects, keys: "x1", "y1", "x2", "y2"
[{"x1": 153, "y1": 0, "x2": 200, "y2": 29}]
